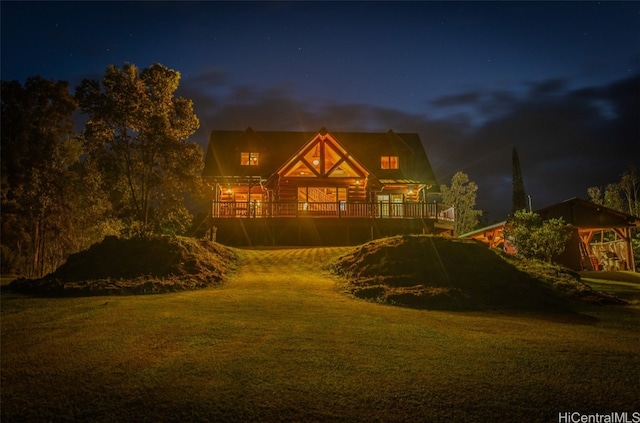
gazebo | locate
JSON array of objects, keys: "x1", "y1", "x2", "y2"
[{"x1": 461, "y1": 198, "x2": 639, "y2": 272}]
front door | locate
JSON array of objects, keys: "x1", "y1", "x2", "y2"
[
  {"x1": 391, "y1": 194, "x2": 404, "y2": 217},
  {"x1": 377, "y1": 194, "x2": 404, "y2": 218},
  {"x1": 377, "y1": 195, "x2": 390, "y2": 218}
]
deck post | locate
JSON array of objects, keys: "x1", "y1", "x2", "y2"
[{"x1": 623, "y1": 227, "x2": 636, "y2": 272}]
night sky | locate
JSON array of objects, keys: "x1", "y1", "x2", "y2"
[{"x1": 2, "y1": 1, "x2": 639, "y2": 222}]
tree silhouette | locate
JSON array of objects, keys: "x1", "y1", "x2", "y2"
[
  {"x1": 511, "y1": 147, "x2": 527, "y2": 214},
  {"x1": 1, "y1": 77, "x2": 109, "y2": 276}
]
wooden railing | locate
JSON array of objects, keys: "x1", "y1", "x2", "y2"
[{"x1": 212, "y1": 201, "x2": 454, "y2": 221}]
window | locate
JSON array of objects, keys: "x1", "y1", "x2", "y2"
[
  {"x1": 241, "y1": 152, "x2": 259, "y2": 165},
  {"x1": 298, "y1": 187, "x2": 347, "y2": 202},
  {"x1": 381, "y1": 156, "x2": 399, "y2": 169}
]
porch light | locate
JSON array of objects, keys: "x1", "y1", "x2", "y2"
[
  {"x1": 226, "y1": 188, "x2": 233, "y2": 194},
  {"x1": 408, "y1": 189, "x2": 414, "y2": 195},
  {"x1": 355, "y1": 179, "x2": 360, "y2": 185}
]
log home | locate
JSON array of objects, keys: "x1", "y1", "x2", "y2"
[{"x1": 203, "y1": 127, "x2": 454, "y2": 245}]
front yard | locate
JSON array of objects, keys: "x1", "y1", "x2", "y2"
[{"x1": 2, "y1": 247, "x2": 639, "y2": 422}]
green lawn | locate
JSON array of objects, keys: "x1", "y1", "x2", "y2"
[
  {"x1": 580, "y1": 271, "x2": 640, "y2": 304},
  {"x1": 2, "y1": 247, "x2": 639, "y2": 422}
]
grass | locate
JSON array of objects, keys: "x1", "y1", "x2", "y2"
[
  {"x1": 579, "y1": 271, "x2": 640, "y2": 304},
  {"x1": 0, "y1": 276, "x2": 16, "y2": 287},
  {"x1": 2, "y1": 246, "x2": 640, "y2": 422},
  {"x1": 8, "y1": 236, "x2": 237, "y2": 296},
  {"x1": 330, "y1": 236, "x2": 590, "y2": 310}
]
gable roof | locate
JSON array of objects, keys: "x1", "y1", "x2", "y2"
[
  {"x1": 461, "y1": 198, "x2": 639, "y2": 240},
  {"x1": 536, "y1": 197, "x2": 640, "y2": 228},
  {"x1": 203, "y1": 127, "x2": 439, "y2": 186},
  {"x1": 275, "y1": 130, "x2": 369, "y2": 179}
]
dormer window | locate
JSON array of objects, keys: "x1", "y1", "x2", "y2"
[
  {"x1": 241, "y1": 152, "x2": 259, "y2": 166},
  {"x1": 381, "y1": 155, "x2": 399, "y2": 169}
]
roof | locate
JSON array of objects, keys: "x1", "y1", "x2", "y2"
[
  {"x1": 461, "y1": 198, "x2": 639, "y2": 240},
  {"x1": 535, "y1": 197, "x2": 640, "y2": 229},
  {"x1": 459, "y1": 221, "x2": 507, "y2": 239},
  {"x1": 203, "y1": 127, "x2": 439, "y2": 186}
]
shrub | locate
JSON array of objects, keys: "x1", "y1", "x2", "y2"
[{"x1": 504, "y1": 210, "x2": 572, "y2": 262}]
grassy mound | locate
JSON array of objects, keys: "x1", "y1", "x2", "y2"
[
  {"x1": 498, "y1": 253, "x2": 626, "y2": 305},
  {"x1": 329, "y1": 235, "x2": 621, "y2": 311},
  {"x1": 9, "y1": 236, "x2": 237, "y2": 297}
]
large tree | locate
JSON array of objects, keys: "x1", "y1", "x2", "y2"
[
  {"x1": 587, "y1": 166, "x2": 639, "y2": 217},
  {"x1": 441, "y1": 171, "x2": 483, "y2": 236},
  {"x1": 76, "y1": 63, "x2": 202, "y2": 235},
  {"x1": 1, "y1": 77, "x2": 107, "y2": 276},
  {"x1": 619, "y1": 166, "x2": 640, "y2": 218}
]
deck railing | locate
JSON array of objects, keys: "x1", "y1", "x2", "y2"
[{"x1": 212, "y1": 201, "x2": 454, "y2": 221}]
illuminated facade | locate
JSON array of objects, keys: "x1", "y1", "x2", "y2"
[{"x1": 203, "y1": 127, "x2": 454, "y2": 245}]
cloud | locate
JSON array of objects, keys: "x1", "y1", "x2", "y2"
[
  {"x1": 187, "y1": 66, "x2": 231, "y2": 87},
  {"x1": 462, "y1": 73, "x2": 639, "y2": 218},
  {"x1": 526, "y1": 78, "x2": 567, "y2": 96},
  {"x1": 182, "y1": 73, "x2": 639, "y2": 221},
  {"x1": 430, "y1": 91, "x2": 483, "y2": 108}
]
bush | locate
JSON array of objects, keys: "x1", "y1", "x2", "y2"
[{"x1": 504, "y1": 210, "x2": 572, "y2": 262}]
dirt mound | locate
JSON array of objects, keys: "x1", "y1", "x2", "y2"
[
  {"x1": 9, "y1": 236, "x2": 237, "y2": 296},
  {"x1": 329, "y1": 235, "x2": 620, "y2": 310}
]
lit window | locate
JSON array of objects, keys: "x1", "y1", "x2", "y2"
[
  {"x1": 381, "y1": 156, "x2": 399, "y2": 169},
  {"x1": 241, "y1": 152, "x2": 259, "y2": 165}
]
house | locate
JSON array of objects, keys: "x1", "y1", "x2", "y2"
[
  {"x1": 203, "y1": 127, "x2": 454, "y2": 245},
  {"x1": 460, "y1": 198, "x2": 639, "y2": 272}
]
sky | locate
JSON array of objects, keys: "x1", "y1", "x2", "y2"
[{"x1": 2, "y1": 1, "x2": 639, "y2": 222}]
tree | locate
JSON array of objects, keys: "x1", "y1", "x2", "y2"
[
  {"x1": 1, "y1": 77, "x2": 110, "y2": 276},
  {"x1": 441, "y1": 171, "x2": 482, "y2": 236},
  {"x1": 504, "y1": 210, "x2": 572, "y2": 262},
  {"x1": 587, "y1": 165, "x2": 639, "y2": 217},
  {"x1": 587, "y1": 186, "x2": 603, "y2": 205},
  {"x1": 511, "y1": 147, "x2": 527, "y2": 214},
  {"x1": 619, "y1": 166, "x2": 640, "y2": 217},
  {"x1": 76, "y1": 63, "x2": 202, "y2": 235}
]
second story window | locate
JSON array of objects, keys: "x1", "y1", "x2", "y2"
[
  {"x1": 381, "y1": 155, "x2": 399, "y2": 169},
  {"x1": 241, "y1": 152, "x2": 259, "y2": 166}
]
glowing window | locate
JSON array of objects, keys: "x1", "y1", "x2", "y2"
[
  {"x1": 298, "y1": 187, "x2": 347, "y2": 202},
  {"x1": 241, "y1": 152, "x2": 259, "y2": 166},
  {"x1": 381, "y1": 156, "x2": 399, "y2": 169}
]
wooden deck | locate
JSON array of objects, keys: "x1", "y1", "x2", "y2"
[
  {"x1": 210, "y1": 201, "x2": 455, "y2": 245},
  {"x1": 212, "y1": 201, "x2": 454, "y2": 221}
]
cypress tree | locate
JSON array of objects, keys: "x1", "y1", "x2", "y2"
[{"x1": 511, "y1": 147, "x2": 527, "y2": 214}]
